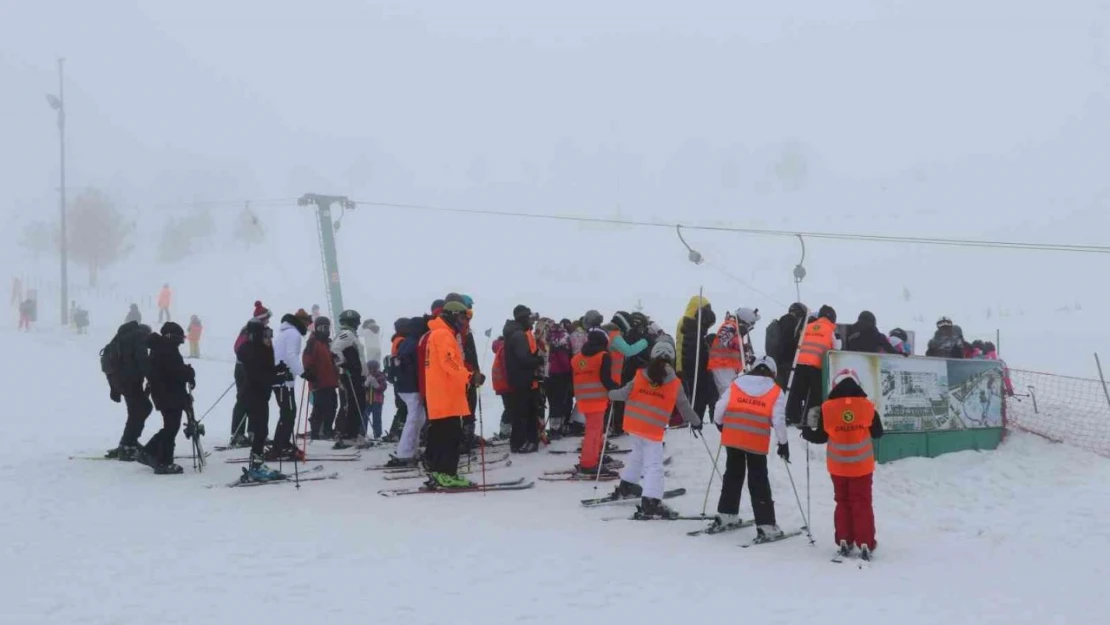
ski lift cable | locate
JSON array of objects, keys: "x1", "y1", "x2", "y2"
[{"x1": 351, "y1": 199, "x2": 1110, "y2": 255}]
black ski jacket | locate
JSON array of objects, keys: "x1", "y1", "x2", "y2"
[{"x1": 147, "y1": 333, "x2": 194, "y2": 413}]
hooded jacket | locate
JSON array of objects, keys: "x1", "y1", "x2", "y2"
[
  {"x1": 147, "y1": 333, "x2": 195, "y2": 412},
  {"x1": 237, "y1": 323, "x2": 277, "y2": 402},
  {"x1": 801, "y1": 377, "x2": 884, "y2": 444},
  {"x1": 926, "y1": 326, "x2": 966, "y2": 359},
  {"x1": 676, "y1": 295, "x2": 716, "y2": 376},
  {"x1": 361, "y1": 324, "x2": 383, "y2": 365},
  {"x1": 392, "y1": 317, "x2": 425, "y2": 395},
  {"x1": 503, "y1": 318, "x2": 543, "y2": 392},
  {"x1": 713, "y1": 373, "x2": 789, "y2": 447},
  {"x1": 546, "y1": 323, "x2": 572, "y2": 376},
  {"x1": 424, "y1": 316, "x2": 473, "y2": 419},
  {"x1": 844, "y1": 311, "x2": 901, "y2": 355},
  {"x1": 112, "y1": 321, "x2": 152, "y2": 394},
  {"x1": 273, "y1": 314, "x2": 308, "y2": 388}
]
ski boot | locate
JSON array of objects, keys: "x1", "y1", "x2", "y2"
[
  {"x1": 756, "y1": 525, "x2": 785, "y2": 542},
  {"x1": 154, "y1": 463, "x2": 184, "y2": 475},
  {"x1": 117, "y1": 445, "x2": 140, "y2": 462},
  {"x1": 425, "y1": 472, "x2": 474, "y2": 489},
  {"x1": 859, "y1": 544, "x2": 873, "y2": 562},
  {"x1": 104, "y1": 447, "x2": 121, "y2": 459},
  {"x1": 135, "y1": 447, "x2": 155, "y2": 468},
  {"x1": 228, "y1": 433, "x2": 251, "y2": 449},
  {"x1": 264, "y1": 446, "x2": 304, "y2": 462},
  {"x1": 609, "y1": 479, "x2": 643, "y2": 501},
  {"x1": 332, "y1": 438, "x2": 354, "y2": 450},
  {"x1": 244, "y1": 454, "x2": 286, "y2": 482},
  {"x1": 574, "y1": 464, "x2": 620, "y2": 478},
  {"x1": 712, "y1": 513, "x2": 743, "y2": 530},
  {"x1": 836, "y1": 540, "x2": 853, "y2": 559},
  {"x1": 634, "y1": 497, "x2": 679, "y2": 520},
  {"x1": 385, "y1": 455, "x2": 420, "y2": 468}
]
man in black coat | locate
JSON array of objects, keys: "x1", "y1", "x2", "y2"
[
  {"x1": 105, "y1": 321, "x2": 154, "y2": 461},
  {"x1": 767, "y1": 303, "x2": 808, "y2": 388},
  {"x1": 844, "y1": 311, "x2": 904, "y2": 355},
  {"x1": 503, "y1": 305, "x2": 544, "y2": 453},
  {"x1": 141, "y1": 322, "x2": 196, "y2": 474}
]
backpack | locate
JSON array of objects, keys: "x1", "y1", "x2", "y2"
[
  {"x1": 764, "y1": 319, "x2": 781, "y2": 364},
  {"x1": 492, "y1": 346, "x2": 510, "y2": 395},
  {"x1": 100, "y1": 336, "x2": 124, "y2": 391}
]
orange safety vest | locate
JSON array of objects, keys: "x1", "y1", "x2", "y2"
[
  {"x1": 822, "y1": 397, "x2": 876, "y2": 477},
  {"x1": 623, "y1": 371, "x2": 682, "y2": 443},
  {"x1": 720, "y1": 383, "x2": 782, "y2": 454},
  {"x1": 526, "y1": 330, "x2": 540, "y2": 389},
  {"x1": 708, "y1": 318, "x2": 742, "y2": 371},
  {"x1": 607, "y1": 330, "x2": 625, "y2": 385},
  {"x1": 797, "y1": 318, "x2": 835, "y2": 369},
  {"x1": 492, "y1": 346, "x2": 509, "y2": 395},
  {"x1": 572, "y1": 352, "x2": 608, "y2": 414}
]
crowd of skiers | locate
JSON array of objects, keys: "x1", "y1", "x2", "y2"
[{"x1": 96, "y1": 289, "x2": 1012, "y2": 556}]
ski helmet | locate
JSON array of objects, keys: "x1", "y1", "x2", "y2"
[
  {"x1": 890, "y1": 328, "x2": 909, "y2": 342},
  {"x1": 160, "y1": 322, "x2": 185, "y2": 342},
  {"x1": 734, "y1": 307, "x2": 760, "y2": 327},
  {"x1": 788, "y1": 302, "x2": 807, "y2": 317},
  {"x1": 338, "y1": 309, "x2": 361, "y2": 330},
  {"x1": 650, "y1": 335, "x2": 676, "y2": 361},
  {"x1": 936, "y1": 316, "x2": 953, "y2": 329},
  {"x1": 314, "y1": 316, "x2": 332, "y2": 336},
  {"x1": 818, "y1": 305, "x2": 837, "y2": 323},
  {"x1": 582, "y1": 310, "x2": 604, "y2": 329},
  {"x1": 832, "y1": 368, "x2": 862, "y2": 388}
]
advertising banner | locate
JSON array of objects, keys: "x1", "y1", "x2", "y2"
[{"x1": 827, "y1": 352, "x2": 1004, "y2": 433}]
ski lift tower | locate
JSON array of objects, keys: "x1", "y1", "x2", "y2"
[{"x1": 298, "y1": 193, "x2": 355, "y2": 322}]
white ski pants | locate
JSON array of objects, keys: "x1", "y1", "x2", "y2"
[
  {"x1": 712, "y1": 368, "x2": 740, "y2": 397},
  {"x1": 620, "y1": 434, "x2": 666, "y2": 499},
  {"x1": 396, "y1": 392, "x2": 427, "y2": 460}
]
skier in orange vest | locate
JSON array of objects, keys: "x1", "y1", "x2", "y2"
[
  {"x1": 606, "y1": 335, "x2": 702, "y2": 519},
  {"x1": 802, "y1": 368, "x2": 884, "y2": 562},
  {"x1": 712, "y1": 355, "x2": 790, "y2": 540},
  {"x1": 786, "y1": 305, "x2": 840, "y2": 426},
  {"x1": 157, "y1": 284, "x2": 173, "y2": 324},
  {"x1": 708, "y1": 307, "x2": 760, "y2": 395},
  {"x1": 571, "y1": 328, "x2": 622, "y2": 475}
]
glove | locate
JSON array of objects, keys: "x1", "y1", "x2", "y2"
[
  {"x1": 777, "y1": 442, "x2": 790, "y2": 463},
  {"x1": 472, "y1": 372, "x2": 487, "y2": 387},
  {"x1": 690, "y1": 422, "x2": 703, "y2": 438},
  {"x1": 110, "y1": 389, "x2": 121, "y2": 403}
]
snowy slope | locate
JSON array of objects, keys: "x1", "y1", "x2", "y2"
[{"x1": 3, "y1": 328, "x2": 1109, "y2": 624}]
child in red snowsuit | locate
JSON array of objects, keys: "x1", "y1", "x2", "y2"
[{"x1": 802, "y1": 369, "x2": 884, "y2": 558}]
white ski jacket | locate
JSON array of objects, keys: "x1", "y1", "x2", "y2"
[
  {"x1": 713, "y1": 374, "x2": 789, "y2": 446},
  {"x1": 332, "y1": 328, "x2": 369, "y2": 381},
  {"x1": 273, "y1": 320, "x2": 305, "y2": 389}
]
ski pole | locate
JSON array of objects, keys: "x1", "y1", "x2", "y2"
[
  {"x1": 594, "y1": 403, "x2": 614, "y2": 494},
  {"x1": 782, "y1": 456, "x2": 815, "y2": 545},
  {"x1": 290, "y1": 386, "x2": 300, "y2": 488},
  {"x1": 700, "y1": 438, "x2": 724, "y2": 516},
  {"x1": 477, "y1": 393, "x2": 487, "y2": 491},
  {"x1": 196, "y1": 380, "x2": 235, "y2": 424}
]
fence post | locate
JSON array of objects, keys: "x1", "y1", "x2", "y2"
[{"x1": 1095, "y1": 353, "x2": 1110, "y2": 412}]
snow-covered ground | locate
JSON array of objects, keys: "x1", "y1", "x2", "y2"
[{"x1": 3, "y1": 327, "x2": 1109, "y2": 625}]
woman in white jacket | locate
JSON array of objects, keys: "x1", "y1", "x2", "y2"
[
  {"x1": 712, "y1": 355, "x2": 790, "y2": 541},
  {"x1": 361, "y1": 319, "x2": 383, "y2": 366},
  {"x1": 270, "y1": 309, "x2": 310, "y2": 459}
]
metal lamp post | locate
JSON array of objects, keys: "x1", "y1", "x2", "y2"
[{"x1": 46, "y1": 58, "x2": 68, "y2": 326}]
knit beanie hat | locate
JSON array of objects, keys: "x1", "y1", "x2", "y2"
[
  {"x1": 583, "y1": 310, "x2": 603, "y2": 328},
  {"x1": 294, "y1": 308, "x2": 312, "y2": 325},
  {"x1": 253, "y1": 300, "x2": 272, "y2": 323},
  {"x1": 431, "y1": 299, "x2": 446, "y2": 315},
  {"x1": 651, "y1": 335, "x2": 676, "y2": 361}
]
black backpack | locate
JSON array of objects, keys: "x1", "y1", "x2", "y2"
[
  {"x1": 100, "y1": 336, "x2": 123, "y2": 389},
  {"x1": 764, "y1": 319, "x2": 781, "y2": 363}
]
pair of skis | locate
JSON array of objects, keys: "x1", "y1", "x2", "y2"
[
  {"x1": 210, "y1": 465, "x2": 340, "y2": 489},
  {"x1": 223, "y1": 453, "x2": 360, "y2": 463},
  {"x1": 363, "y1": 451, "x2": 511, "y2": 472},
  {"x1": 377, "y1": 477, "x2": 535, "y2": 497},
  {"x1": 381, "y1": 458, "x2": 513, "y2": 481}
]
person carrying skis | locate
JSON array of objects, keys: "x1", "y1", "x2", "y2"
[
  {"x1": 269, "y1": 309, "x2": 310, "y2": 460},
  {"x1": 712, "y1": 355, "x2": 790, "y2": 539},
  {"x1": 765, "y1": 303, "x2": 808, "y2": 388},
  {"x1": 801, "y1": 368, "x2": 884, "y2": 561},
  {"x1": 786, "y1": 305, "x2": 840, "y2": 426},
  {"x1": 708, "y1": 307, "x2": 760, "y2": 396},
  {"x1": 423, "y1": 301, "x2": 484, "y2": 488},
  {"x1": 140, "y1": 322, "x2": 196, "y2": 474},
  {"x1": 387, "y1": 317, "x2": 427, "y2": 467},
  {"x1": 332, "y1": 309, "x2": 369, "y2": 449},
  {"x1": 606, "y1": 336, "x2": 702, "y2": 519},
  {"x1": 103, "y1": 321, "x2": 154, "y2": 460},
  {"x1": 572, "y1": 327, "x2": 622, "y2": 475},
  {"x1": 302, "y1": 315, "x2": 340, "y2": 439},
  {"x1": 186, "y1": 315, "x2": 203, "y2": 359},
  {"x1": 238, "y1": 320, "x2": 285, "y2": 479}
]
